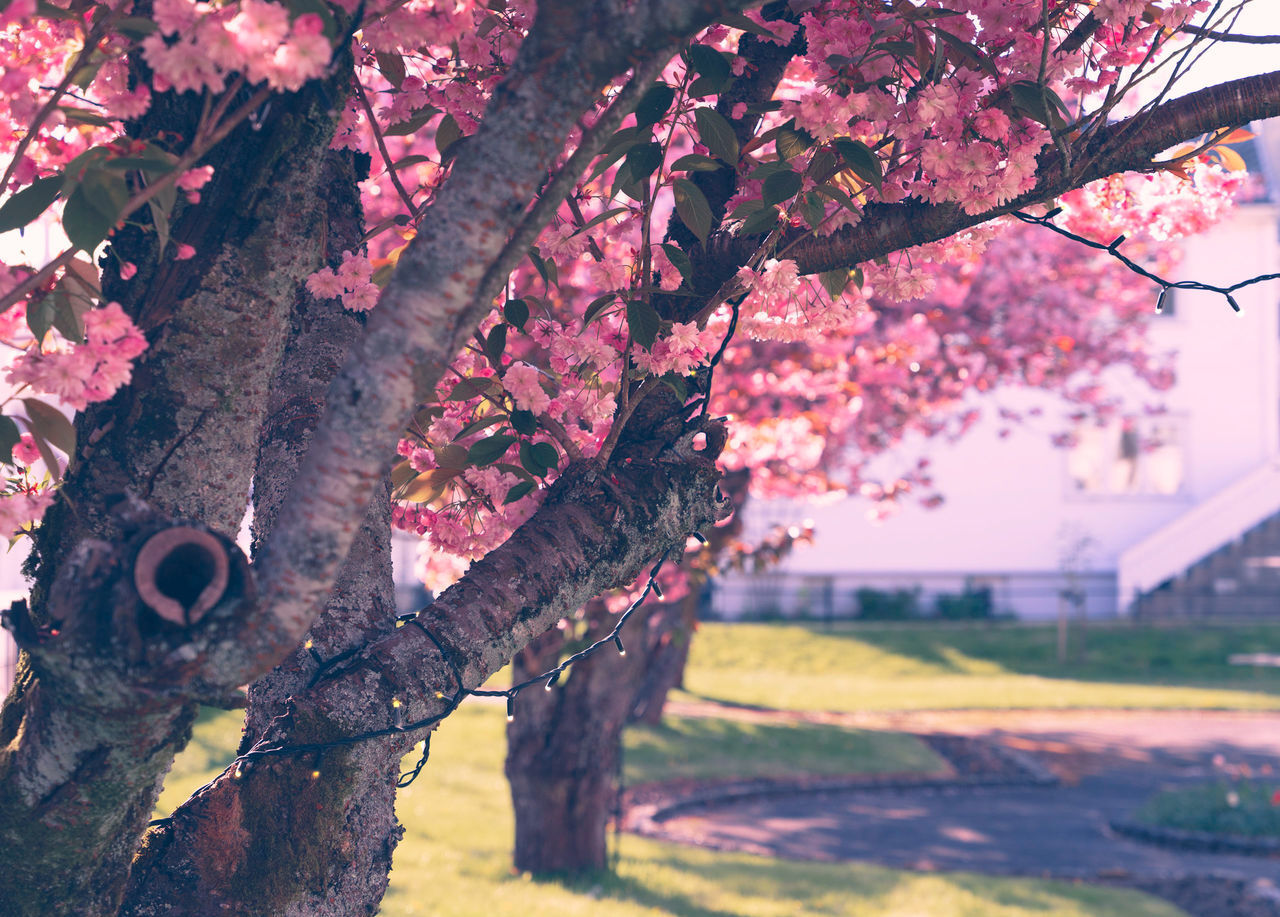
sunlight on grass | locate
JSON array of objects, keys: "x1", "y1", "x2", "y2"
[
  {"x1": 624, "y1": 715, "x2": 945, "y2": 783},
  {"x1": 683, "y1": 622, "x2": 1280, "y2": 711},
  {"x1": 157, "y1": 703, "x2": 1188, "y2": 917},
  {"x1": 383, "y1": 702, "x2": 1185, "y2": 917}
]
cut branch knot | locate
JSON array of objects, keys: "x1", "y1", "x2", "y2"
[{"x1": 134, "y1": 526, "x2": 231, "y2": 627}]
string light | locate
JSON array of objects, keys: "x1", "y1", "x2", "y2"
[
  {"x1": 144, "y1": 538, "x2": 692, "y2": 824},
  {"x1": 1014, "y1": 209, "x2": 1280, "y2": 315}
]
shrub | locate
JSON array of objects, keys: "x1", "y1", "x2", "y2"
[{"x1": 855, "y1": 587, "x2": 921, "y2": 620}]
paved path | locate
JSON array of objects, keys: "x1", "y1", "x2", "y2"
[{"x1": 646, "y1": 706, "x2": 1280, "y2": 883}]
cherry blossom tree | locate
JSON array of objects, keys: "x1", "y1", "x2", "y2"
[{"x1": 1, "y1": 0, "x2": 1278, "y2": 913}]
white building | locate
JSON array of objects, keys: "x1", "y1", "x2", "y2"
[{"x1": 715, "y1": 122, "x2": 1280, "y2": 623}]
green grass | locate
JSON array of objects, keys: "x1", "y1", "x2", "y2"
[
  {"x1": 156, "y1": 703, "x2": 1189, "y2": 917},
  {"x1": 681, "y1": 621, "x2": 1280, "y2": 711},
  {"x1": 623, "y1": 715, "x2": 946, "y2": 783},
  {"x1": 1134, "y1": 780, "x2": 1280, "y2": 838}
]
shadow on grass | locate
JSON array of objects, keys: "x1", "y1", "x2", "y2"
[
  {"x1": 715, "y1": 619, "x2": 1280, "y2": 693},
  {"x1": 545, "y1": 852, "x2": 907, "y2": 917}
]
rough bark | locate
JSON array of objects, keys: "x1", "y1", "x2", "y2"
[
  {"x1": 0, "y1": 515, "x2": 254, "y2": 917},
  {"x1": 249, "y1": 0, "x2": 755, "y2": 681},
  {"x1": 629, "y1": 469, "x2": 750, "y2": 725}
]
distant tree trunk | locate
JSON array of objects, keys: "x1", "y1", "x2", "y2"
[
  {"x1": 627, "y1": 468, "x2": 750, "y2": 725},
  {"x1": 505, "y1": 601, "x2": 647, "y2": 873},
  {"x1": 628, "y1": 588, "x2": 699, "y2": 725}
]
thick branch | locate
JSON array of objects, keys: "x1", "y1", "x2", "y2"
[
  {"x1": 0, "y1": 516, "x2": 253, "y2": 917},
  {"x1": 250, "y1": 3, "x2": 752, "y2": 680},
  {"x1": 119, "y1": 431, "x2": 726, "y2": 916},
  {"x1": 715, "y1": 69, "x2": 1280, "y2": 276}
]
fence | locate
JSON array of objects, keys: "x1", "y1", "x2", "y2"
[{"x1": 708, "y1": 569, "x2": 1121, "y2": 622}]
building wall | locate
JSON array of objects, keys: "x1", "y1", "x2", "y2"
[{"x1": 728, "y1": 201, "x2": 1280, "y2": 620}]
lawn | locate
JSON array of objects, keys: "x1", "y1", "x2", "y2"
[
  {"x1": 681, "y1": 620, "x2": 1280, "y2": 711},
  {"x1": 157, "y1": 702, "x2": 1188, "y2": 917}
]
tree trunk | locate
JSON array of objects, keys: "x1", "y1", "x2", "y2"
[
  {"x1": 629, "y1": 587, "x2": 700, "y2": 725},
  {"x1": 505, "y1": 605, "x2": 646, "y2": 874}
]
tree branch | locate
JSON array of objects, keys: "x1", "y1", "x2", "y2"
[
  {"x1": 713, "y1": 69, "x2": 1280, "y2": 276},
  {"x1": 1179, "y1": 24, "x2": 1280, "y2": 44},
  {"x1": 249, "y1": 2, "x2": 754, "y2": 682}
]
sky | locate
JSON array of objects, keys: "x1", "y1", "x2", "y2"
[{"x1": 1171, "y1": 2, "x2": 1280, "y2": 95}]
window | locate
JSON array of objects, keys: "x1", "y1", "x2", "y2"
[{"x1": 1067, "y1": 417, "x2": 1183, "y2": 496}]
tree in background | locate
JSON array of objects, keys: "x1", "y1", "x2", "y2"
[{"x1": 1, "y1": 0, "x2": 1278, "y2": 912}]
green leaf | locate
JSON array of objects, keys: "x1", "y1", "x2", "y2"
[
  {"x1": 659, "y1": 243, "x2": 693, "y2": 284},
  {"x1": 583, "y1": 293, "x2": 617, "y2": 326},
  {"x1": 739, "y1": 204, "x2": 780, "y2": 235},
  {"x1": 114, "y1": 15, "x2": 158, "y2": 38},
  {"x1": 25, "y1": 294, "x2": 53, "y2": 344},
  {"x1": 634, "y1": 82, "x2": 675, "y2": 129},
  {"x1": 63, "y1": 184, "x2": 115, "y2": 252},
  {"x1": 800, "y1": 191, "x2": 826, "y2": 229},
  {"x1": 58, "y1": 107, "x2": 115, "y2": 128},
  {"x1": 761, "y1": 169, "x2": 802, "y2": 206},
  {"x1": 694, "y1": 107, "x2": 739, "y2": 164},
  {"x1": 22, "y1": 398, "x2": 75, "y2": 456},
  {"x1": 530, "y1": 441, "x2": 558, "y2": 470},
  {"x1": 503, "y1": 298, "x2": 529, "y2": 330},
  {"x1": 748, "y1": 160, "x2": 793, "y2": 181},
  {"x1": 503, "y1": 480, "x2": 535, "y2": 504},
  {"x1": 0, "y1": 176, "x2": 62, "y2": 234},
  {"x1": 26, "y1": 426, "x2": 61, "y2": 481},
  {"x1": 148, "y1": 197, "x2": 172, "y2": 257},
  {"x1": 484, "y1": 323, "x2": 507, "y2": 367},
  {"x1": 776, "y1": 124, "x2": 812, "y2": 160},
  {"x1": 50, "y1": 285, "x2": 90, "y2": 342},
  {"x1": 390, "y1": 154, "x2": 432, "y2": 171},
  {"x1": 0, "y1": 416, "x2": 20, "y2": 466},
  {"x1": 688, "y1": 44, "x2": 732, "y2": 96},
  {"x1": 574, "y1": 206, "x2": 630, "y2": 234},
  {"x1": 518, "y1": 440, "x2": 548, "y2": 477},
  {"x1": 283, "y1": 0, "x2": 337, "y2": 36},
  {"x1": 818, "y1": 269, "x2": 851, "y2": 298},
  {"x1": 509, "y1": 409, "x2": 537, "y2": 435},
  {"x1": 660, "y1": 372, "x2": 689, "y2": 401},
  {"x1": 527, "y1": 247, "x2": 558, "y2": 289},
  {"x1": 588, "y1": 130, "x2": 644, "y2": 180},
  {"x1": 1008, "y1": 81, "x2": 1070, "y2": 131},
  {"x1": 932, "y1": 27, "x2": 1000, "y2": 81},
  {"x1": 452, "y1": 413, "x2": 508, "y2": 442},
  {"x1": 397, "y1": 467, "x2": 462, "y2": 504},
  {"x1": 806, "y1": 148, "x2": 841, "y2": 183},
  {"x1": 376, "y1": 51, "x2": 406, "y2": 88},
  {"x1": 435, "y1": 113, "x2": 463, "y2": 158},
  {"x1": 833, "y1": 138, "x2": 883, "y2": 190},
  {"x1": 384, "y1": 106, "x2": 439, "y2": 137},
  {"x1": 670, "y1": 153, "x2": 723, "y2": 173},
  {"x1": 79, "y1": 169, "x2": 128, "y2": 221},
  {"x1": 851, "y1": 266, "x2": 865, "y2": 289},
  {"x1": 447, "y1": 377, "x2": 495, "y2": 401},
  {"x1": 434, "y1": 443, "x2": 468, "y2": 470},
  {"x1": 622, "y1": 142, "x2": 663, "y2": 183},
  {"x1": 467, "y1": 433, "x2": 516, "y2": 466},
  {"x1": 672, "y1": 178, "x2": 712, "y2": 244},
  {"x1": 626, "y1": 299, "x2": 661, "y2": 350}
]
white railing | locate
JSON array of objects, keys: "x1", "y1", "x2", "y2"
[{"x1": 1118, "y1": 457, "x2": 1280, "y2": 612}]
